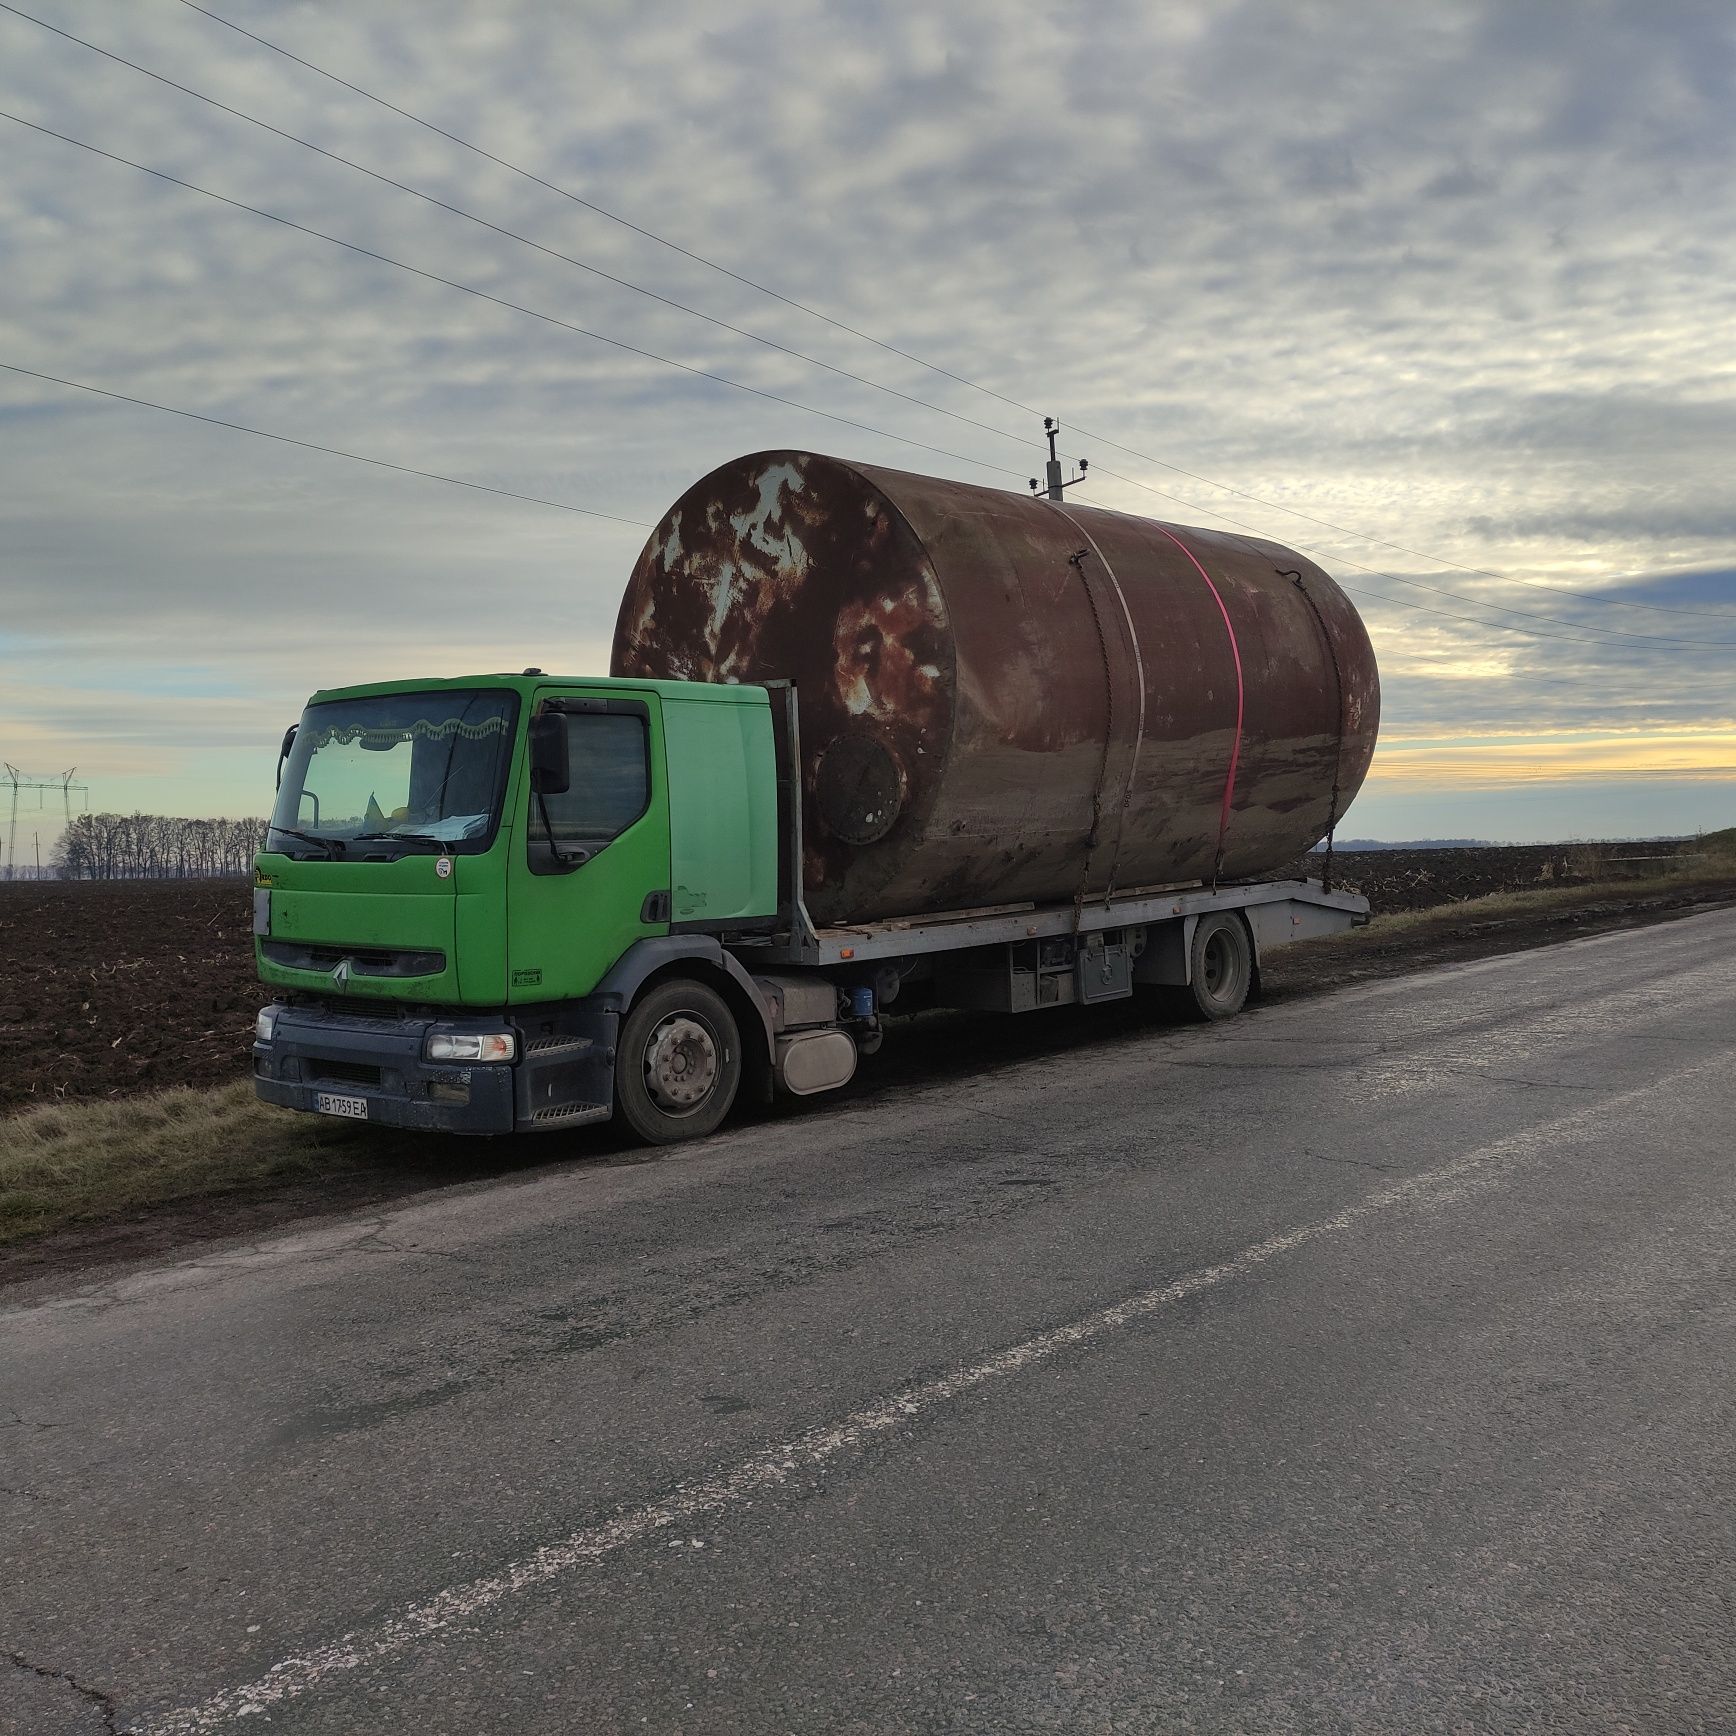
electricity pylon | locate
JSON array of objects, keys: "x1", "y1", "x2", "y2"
[{"x1": 3, "y1": 765, "x2": 89, "y2": 880}]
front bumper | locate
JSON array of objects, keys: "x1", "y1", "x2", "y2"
[{"x1": 253, "y1": 1002, "x2": 617, "y2": 1134}]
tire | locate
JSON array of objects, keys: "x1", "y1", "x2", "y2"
[
  {"x1": 1184, "y1": 912, "x2": 1253, "y2": 1021},
  {"x1": 616, "y1": 978, "x2": 742, "y2": 1145}
]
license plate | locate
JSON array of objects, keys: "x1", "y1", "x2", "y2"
[{"x1": 315, "y1": 1092, "x2": 369, "y2": 1120}]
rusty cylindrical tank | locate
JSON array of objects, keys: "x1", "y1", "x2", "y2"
[{"x1": 611, "y1": 451, "x2": 1380, "y2": 926}]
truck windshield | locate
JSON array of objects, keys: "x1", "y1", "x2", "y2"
[{"x1": 268, "y1": 690, "x2": 519, "y2": 858}]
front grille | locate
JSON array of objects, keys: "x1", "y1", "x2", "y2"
[
  {"x1": 308, "y1": 1060, "x2": 383, "y2": 1087},
  {"x1": 262, "y1": 940, "x2": 445, "y2": 978}
]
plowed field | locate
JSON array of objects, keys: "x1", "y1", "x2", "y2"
[
  {"x1": 0, "y1": 881, "x2": 259, "y2": 1111},
  {"x1": 1291, "y1": 842, "x2": 1685, "y2": 911}
]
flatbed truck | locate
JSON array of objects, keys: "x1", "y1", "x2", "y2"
[{"x1": 253, "y1": 673, "x2": 1366, "y2": 1144}]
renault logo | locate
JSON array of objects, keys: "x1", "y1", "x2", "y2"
[{"x1": 331, "y1": 957, "x2": 352, "y2": 991}]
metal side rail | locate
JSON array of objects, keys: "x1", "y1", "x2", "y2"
[{"x1": 792, "y1": 878, "x2": 1367, "y2": 966}]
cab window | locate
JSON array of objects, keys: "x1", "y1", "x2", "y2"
[{"x1": 528, "y1": 707, "x2": 650, "y2": 872}]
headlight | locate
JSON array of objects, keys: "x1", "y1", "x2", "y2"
[
  {"x1": 425, "y1": 1031, "x2": 516, "y2": 1063},
  {"x1": 255, "y1": 1007, "x2": 278, "y2": 1044}
]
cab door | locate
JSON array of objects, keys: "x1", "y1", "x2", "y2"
[{"x1": 505, "y1": 688, "x2": 670, "y2": 1004}]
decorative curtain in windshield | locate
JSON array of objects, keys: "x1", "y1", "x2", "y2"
[{"x1": 269, "y1": 690, "x2": 518, "y2": 855}]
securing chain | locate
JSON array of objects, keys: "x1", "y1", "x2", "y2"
[{"x1": 1286, "y1": 569, "x2": 1346, "y2": 894}]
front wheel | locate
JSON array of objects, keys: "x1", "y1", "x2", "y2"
[
  {"x1": 616, "y1": 978, "x2": 742, "y2": 1145},
  {"x1": 1184, "y1": 913, "x2": 1254, "y2": 1021}
]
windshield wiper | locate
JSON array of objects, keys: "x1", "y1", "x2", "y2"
[
  {"x1": 270, "y1": 826, "x2": 345, "y2": 859},
  {"x1": 352, "y1": 829, "x2": 450, "y2": 845}
]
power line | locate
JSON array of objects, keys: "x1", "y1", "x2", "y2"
[
  {"x1": 1, "y1": 91, "x2": 1718, "y2": 650},
  {"x1": 170, "y1": 0, "x2": 1036, "y2": 421},
  {"x1": 1071, "y1": 426, "x2": 1736, "y2": 620},
  {"x1": 1332, "y1": 546, "x2": 1736, "y2": 646},
  {"x1": 12, "y1": 352, "x2": 1726, "y2": 673},
  {"x1": 1334, "y1": 583, "x2": 1706, "y2": 650},
  {"x1": 0, "y1": 2, "x2": 1041, "y2": 464},
  {"x1": 4, "y1": 95, "x2": 1722, "y2": 650},
  {"x1": 1084, "y1": 462, "x2": 1736, "y2": 650},
  {"x1": 0, "y1": 109, "x2": 1028, "y2": 484},
  {"x1": 0, "y1": 360, "x2": 655, "y2": 525},
  {"x1": 2, "y1": 357, "x2": 1701, "y2": 661},
  {"x1": 5, "y1": 110, "x2": 1715, "y2": 655},
  {"x1": 170, "y1": 0, "x2": 1736, "y2": 623}
]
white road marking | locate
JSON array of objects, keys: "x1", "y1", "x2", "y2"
[{"x1": 141, "y1": 1051, "x2": 1722, "y2": 1733}]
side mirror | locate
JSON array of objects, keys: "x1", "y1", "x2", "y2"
[
  {"x1": 528, "y1": 711, "x2": 570, "y2": 795},
  {"x1": 276, "y1": 723, "x2": 297, "y2": 791}
]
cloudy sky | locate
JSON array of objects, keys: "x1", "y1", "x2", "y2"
[{"x1": 3, "y1": 0, "x2": 1733, "y2": 855}]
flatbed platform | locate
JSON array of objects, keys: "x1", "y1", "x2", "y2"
[{"x1": 784, "y1": 877, "x2": 1367, "y2": 966}]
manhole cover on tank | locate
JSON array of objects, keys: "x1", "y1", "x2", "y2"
[{"x1": 814, "y1": 732, "x2": 907, "y2": 844}]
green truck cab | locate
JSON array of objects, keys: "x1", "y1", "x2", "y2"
[
  {"x1": 254, "y1": 672, "x2": 1368, "y2": 1145},
  {"x1": 253, "y1": 672, "x2": 800, "y2": 1143}
]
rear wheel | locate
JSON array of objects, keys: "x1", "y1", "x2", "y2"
[
  {"x1": 616, "y1": 978, "x2": 742, "y2": 1145},
  {"x1": 1184, "y1": 913, "x2": 1253, "y2": 1020}
]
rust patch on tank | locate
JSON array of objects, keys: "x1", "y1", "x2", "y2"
[{"x1": 613, "y1": 453, "x2": 953, "y2": 899}]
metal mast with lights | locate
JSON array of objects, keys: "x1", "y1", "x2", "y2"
[{"x1": 1029, "y1": 417, "x2": 1089, "y2": 501}]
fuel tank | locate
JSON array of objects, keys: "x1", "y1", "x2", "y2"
[{"x1": 611, "y1": 451, "x2": 1380, "y2": 926}]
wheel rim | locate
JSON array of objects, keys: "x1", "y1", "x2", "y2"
[
  {"x1": 1202, "y1": 930, "x2": 1239, "y2": 1002},
  {"x1": 642, "y1": 1013, "x2": 720, "y2": 1116}
]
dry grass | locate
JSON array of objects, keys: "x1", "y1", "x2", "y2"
[
  {"x1": 1561, "y1": 842, "x2": 1612, "y2": 879},
  {"x1": 1563, "y1": 830, "x2": 1736, "y2": 881},
  {"x1": 0, "y1": 1082, "x2": 367, "y2": 1244}
]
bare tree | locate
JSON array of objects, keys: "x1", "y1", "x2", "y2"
[{"x1": 53, "y1": 813, "x2": 268, "y2": 880}]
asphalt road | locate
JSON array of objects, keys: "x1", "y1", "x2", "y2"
[{"x1": 4, "y1": 911, "x2": 1734, "y2": 1735}]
